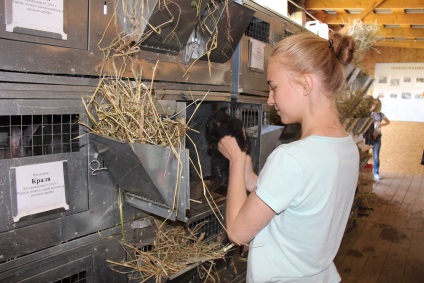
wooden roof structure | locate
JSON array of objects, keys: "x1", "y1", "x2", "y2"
[{"x1": 304, "y1": 0, "x2": 424, "y2": 49}]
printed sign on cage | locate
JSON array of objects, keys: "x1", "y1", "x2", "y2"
[
  {"x1": 5, "y1": 0, "x2": 67, "y2": 40},
  {"x1": 10, "y1": 160, "x2": 69, "y2": 222}
]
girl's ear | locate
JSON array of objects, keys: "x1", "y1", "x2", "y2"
[{"x1": 301, "y1": 73, "x2": 313, "y2": 96}]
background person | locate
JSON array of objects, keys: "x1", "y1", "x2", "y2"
[
  {"x1": 370, "y1": 98, "x2": 390, "y2": 181},
  {"x1": 363, "y1": 95, "x2": 377, "y2": 146},
  {"x1": 218, "y1": 32, "x2": 359, "y2": 282}
]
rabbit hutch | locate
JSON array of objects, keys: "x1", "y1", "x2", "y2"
[{"x1": 0, "y1": 0, "x2": 305, "y2": 282}]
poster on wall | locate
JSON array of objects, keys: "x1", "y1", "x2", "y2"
[{"x1": 374, "y1": 63, "x2": 424, "y2": 122}]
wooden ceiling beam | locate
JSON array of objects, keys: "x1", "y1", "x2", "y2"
[
  {"x1": 391, "y1": 8, "x2": 406, "y2": 13},
  {"x1": 339, "y1": 0, "x2": 386, "y2": 33},
  {"x1": 332, "y1": 9, "x2": 347, "y2": 14},
  {"x1": 373, "y1": 40, "x2": 424, "y2": 48},
  {"x1": 305, "y1": 0, "x2": 424, "y2": 10},
  {"x1": 379, "y1": 28, "x2": 424, "y2": 38},
  {"x1": 313, "y1": 13, "x2": 424, "y2": 25},
  {"x1": 304, "y1": 0, "x2": 424, "y2": 48}
]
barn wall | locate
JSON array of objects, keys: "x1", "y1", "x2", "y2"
[{"x1": 361, "y1": 47, "x2": 424, "y2": 175}]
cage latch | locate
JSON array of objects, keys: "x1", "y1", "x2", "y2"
[{"x1": 89, "y1": 153, "x2": 108, "y2": 176}]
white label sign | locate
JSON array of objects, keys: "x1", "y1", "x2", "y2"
[
  {"x1": 6, "y1": 0, "x2": 67, "y2": 40},
  {"x1": 249, "y1": 38, "x2": 265, "y2": 72},
  {"x1": 11, "y1": 161, "x2": 69, "y2": 222}
]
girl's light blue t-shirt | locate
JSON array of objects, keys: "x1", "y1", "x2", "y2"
[{"x1": 247, "y1": 135, "x2": 359, "y2": 283}]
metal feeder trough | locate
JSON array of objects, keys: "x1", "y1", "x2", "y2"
[
  {"x1": 199, "y1": 1, "x2": 255, "y2": 63},
  {"x1": 259, "y1": 125, "x2": 285, "y2": 170},
  {"x1": 116, "y1": 0, "x2": 209, "y2": 55},
  {"x1": 139, "y1": 0, "x2": 209, "y2": 54},
  {"x1": 91, "y1": 134, "x2": 190, "y2": 222}
]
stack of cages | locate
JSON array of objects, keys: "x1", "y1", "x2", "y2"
[
  {"x1": 232, "y1": 0, "x2": 305, "y2": 98},
  {"x1": 231, "y1": 0, "x2": 306, "y2": 149},
  {"x1": 0, "y1": 75, "x2": 143, "y2": 283},
  {"x1": 0, "y1": 0, "x2": 293, "y2": 282},
  {"x1": 0, "y1": 1, "x2": 148, "y2": 281}
]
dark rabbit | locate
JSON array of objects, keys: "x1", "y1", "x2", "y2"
[
  {"x1": 205, "y1": 108, "x2": 250, "y2": 195},
  {"x1": 9, "y1": 125, "x2": 40, "y2": 158}
]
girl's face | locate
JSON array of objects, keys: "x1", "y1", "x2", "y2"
[
  {"x1": 267, "y1": 61, "x2": 306, "y2": 124},
  {"x1": 372, "y1": 101, "x2": 381, "y2": 112}
]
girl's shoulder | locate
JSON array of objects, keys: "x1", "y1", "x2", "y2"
[{"x1": 371, "y1": 111, "x2": 383, "y2": 119}]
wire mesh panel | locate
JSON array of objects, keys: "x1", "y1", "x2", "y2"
[
  {"x1": 188, "y1": 211, "x2": 224, "y2": 239},
  {"x1": 229, "y1": 106, "x2": 260, "y2": 130},
  {"x1": 53, "y1": 271, "x2": 87, "y2": 283},
  {"x1": 244, "y1": 17, "x2": 270, "y2": 43},
  {"x1": 0, "y1": 114, "x2": 80, "y2": 159}
]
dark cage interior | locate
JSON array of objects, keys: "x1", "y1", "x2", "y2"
[
  {"x1": 0, "y1": 114, "x2": 81, "y2": 159},
  {"x1": 186, "y1": 101, "x2": 261, "y2": 200}
]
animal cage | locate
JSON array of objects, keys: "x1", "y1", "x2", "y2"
[
  {"x1": 0, "y1": 73, "x2": 150, "y2": 283},
  {"x1": 89, "y1": 97, "x2": 281, "y2": 223},
  {"x1": 0, "y1": 72, "x2": 282, "y2": 282},
  {"x1": 0, "y1": 0, "x2": 253, "y2": 88},
  {"x1": 0, "y1": 0, "x2": 295, "y2": 281},
  {"x1": 231, "y1": 0, "x2": 306, "y2": 97}
]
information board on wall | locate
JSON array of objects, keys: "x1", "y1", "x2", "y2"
[
  {"x1": 10, "y1": 160, "x2": 69, "y2": 222},
  {"x1": 5, "y1": 0, "x2": 67, "y2": 40},
  {"x1": 374, "y1": 63, "x2": 424, "y2": 122}
]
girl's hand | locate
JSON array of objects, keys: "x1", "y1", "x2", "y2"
[{"x1": 218, "y1": 136, "x2": 245, "y2": 162}]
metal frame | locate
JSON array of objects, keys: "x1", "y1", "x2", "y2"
[
  {"x1": 0, "y1": 0, "x2": 309, "y2": 281},
  {"x1": 231, "y1": 0, "x2": 307, "y2": 97},
  {"x1": 0, "y1": 73, "x2": 146, "y2": 282}
]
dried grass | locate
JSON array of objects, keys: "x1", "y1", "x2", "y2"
[
  {"x1": 81, "y1": 66, "x2": 189, "y2": 147},
  {"x1": 83, "y1": 1, "x2": 238, "y2": 279},
  {"x1": 346, "y1": 19, "x2": 381, "y2": 66},
  {"x1": 337, "y1": 87, "x2": 369, "y2": 119},
  {"x1": 98, "y1": 0, "x2": 180, "y2": 61},
  {"x1": 108, "y1": 220, "x2": 232, "y2": 283},
  {"x1": 184, "y1": 0, "x2": 232, "y2": 77},
  {"x1": 354, "y1": 95, "x2": 374, "y2": 118},
  {"x1": 96, "y1": 0, "x2": 232, "y2": 78}
]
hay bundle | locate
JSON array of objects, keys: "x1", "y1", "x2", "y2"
[
  {"x1": 85, "y1": 2, "x2": 235, "y2": 280},
  {"x1": 337, "y1": 87, "x2": 369, "y2": 120},
  {"x1": 108, "y1": 221, "x2": 231, "y2": 282},
  {"x1": 98, "y1": 0, "x2": 180, "y2": 59},
  {"x1": 346, "y1": 19, "x2": 380, "y2": 66},
  {"x1": 354, "y1": 94, "x2": 374, "y2": 118},
  {"x1": 81, "y1": 70, "x2": 189, "y2": 147},
  {"x1": 97, "y1": 0, "x2": 233, "y2": 77}
]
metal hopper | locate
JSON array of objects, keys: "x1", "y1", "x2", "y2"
[
  {"x1": 90, "y1": 134, "x2": 190, "y2": 222},
  {"x1": 118, "y1": 0, "x2": 208, "y2": 54},
  {"x1": 198, "y1": 1, "x2": 255, "y2": 63}
]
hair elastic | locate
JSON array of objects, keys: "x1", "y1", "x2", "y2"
[{"x1": 328, "y1": 39, "x2": 334, "y2": 52}]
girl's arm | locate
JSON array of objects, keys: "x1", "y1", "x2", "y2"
[
  {"x1": 244, "y1": 154, "x2": 258, "y2": 192},
  {"x1": 382, "y1": 116, "x2": 390, "y2": 126},
  {"x1": 218, "y1": 136, "x2": 275, "y2": 245}
]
